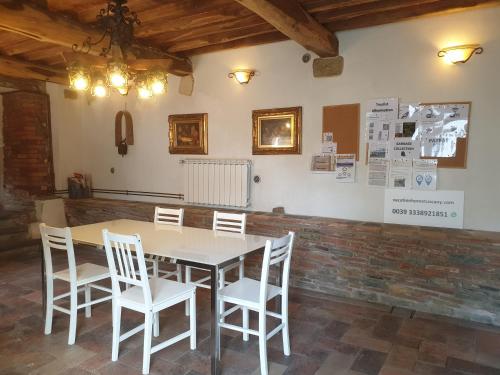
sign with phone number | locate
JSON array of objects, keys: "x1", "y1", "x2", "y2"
[{"x1": 384, "y1": 189, "x2": 464, "y2": 229}]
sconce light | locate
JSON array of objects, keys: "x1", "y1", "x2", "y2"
[
  {"x1": 438, "y1": 44, "x2": 483, "y2": 64},
  {"x1": 228, "y1": 69, "x2": 255, "y2": 84}
]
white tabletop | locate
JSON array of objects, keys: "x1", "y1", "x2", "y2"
[{"x1": 71, "y1": 219, "x2": 275, "y2": 266}]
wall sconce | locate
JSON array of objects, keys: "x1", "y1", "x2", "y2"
[
  {"x1": 228, "y1": 69, "x2": 255, "y2": 84},
  {"x1": 438, "y1": 44, "x2": 483, "y2": 64}
]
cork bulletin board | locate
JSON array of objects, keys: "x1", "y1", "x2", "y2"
[{"x1": 322, "y1": 103, "x2": 360, "y2": 160}]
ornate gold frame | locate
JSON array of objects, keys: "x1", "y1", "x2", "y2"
[
  {"x1": 168, "y1": 113, "x2": 208, "y2": 154},
  {"x1": 252, "y1": 106, "x2": 302, "y2": 155}
]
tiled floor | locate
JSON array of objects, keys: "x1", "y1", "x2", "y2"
[{"x1": 1, "y1": 246, "x2": 500, "y2": 375}]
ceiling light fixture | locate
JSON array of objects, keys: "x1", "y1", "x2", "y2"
[
  {"x1": 66, "y1": 0, "x2": 169, "y2": 99},
  {"x1": 228, "y1": 69, "x2": 255, "y2": 84},
  {"x1": 438, "y1": 44, "x2": 483, "y2": 64}
]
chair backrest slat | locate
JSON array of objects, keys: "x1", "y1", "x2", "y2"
[
  {"x1": 154, "y1": 207, "x2": 184, "y2": 226},
  {"x1": 259, "y1": 232, "x2": 295, "y2": 307},
  {"x1": 103, "y1": 230, "x2": 152, "y2": 306},
  {"x1": 213, "y1": 211, "x2": 246, "y2": 234},
  {"x1": 40, "y1": 223, "x2": 77, "y2": 284}
]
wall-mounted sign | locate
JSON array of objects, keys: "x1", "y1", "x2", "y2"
[{"x1": 384, "y1": 189, "x2": 464, "y2": 229}]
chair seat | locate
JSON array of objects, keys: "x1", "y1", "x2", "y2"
[
  {"x1": 219, "y1": 277, "x2": 282, "y2": 309},
  {"x1": 120, "y1": 277, "x2": 195, "y2": 311},
  {"x1": 53, "y1": 263, "x2": 110, "y2": 285}
]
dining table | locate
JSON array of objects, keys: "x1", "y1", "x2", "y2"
[{"x1": 61, "y1": 219, "x2": 275, "y2": 375}]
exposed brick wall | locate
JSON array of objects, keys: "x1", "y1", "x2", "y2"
[
  {"x1": 2, "y1": 91, "x2": 54, "y2": 197},
  {"x1": 64, "y1": 198, "x2": 500, "y2": 326}
]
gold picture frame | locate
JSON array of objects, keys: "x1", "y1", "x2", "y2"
[
  {"x1": 252, "y1": 107, "x2": 302, "y2": 155},
  {"x1": 168, "y1": 113, "x2": 208, "y2": 154}
]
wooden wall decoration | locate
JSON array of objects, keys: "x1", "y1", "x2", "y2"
[
  {"x1": 322, "y1": 103, "x2": 360, "y2": 160},
  {"x1": 115, "y1": 110, "x2": 134, "y2": 156}
]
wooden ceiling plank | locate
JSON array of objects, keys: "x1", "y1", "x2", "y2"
[
  {"x1": 166, "y1": 23, "x2": 278, "y2": 53},
  {"x1": 0, "y1": 1, "x2": 192, "y2": 76},
  {"x1": 325, "y1": 0, "x2": 500, "y2": 31},
  {"x1": 186, "y1": 31, "x2": 289, "y2": 55},
  {"x1": 0, "y1": 54, "x2": 67, "y2": 84},
  {"x1": 235, "y1": 0, "x2": 338, "y2": 57},
  {"x1": 301, "y1": 0, "x2": 382, "y2": 14}
]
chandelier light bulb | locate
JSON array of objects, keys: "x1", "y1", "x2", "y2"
[
  {"x1": 117, "y1": 86, "x2": 129, "y2": 96},
  {"x1": 110, "y1": 72, "x2": 126, "y2": 87},
  {"x1": 73, "y1": 74, "x2": 90, "y2": 91},
  {"x1": 92, "y1": 82, "x2": 108, "y2": 98},
  {"x1": 151, "y1": 79, "x2": 165, "y2": 95},
  {"x1": 138, "y1": 85, "x2": 153, "y2": 99}
]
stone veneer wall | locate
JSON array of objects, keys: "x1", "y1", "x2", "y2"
[{"x1": 64, "y1": 198, "x2": 500, "y2": 326}]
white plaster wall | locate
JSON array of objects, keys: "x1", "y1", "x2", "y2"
[
  {"x1": 47, "y1": 86, "x2": 84, "y2": 189},
  {"x1": 49, "y1": 6, "x2": 500, "y2": 231}
]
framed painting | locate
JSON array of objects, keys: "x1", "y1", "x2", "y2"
[
  {"x1": 252, "y1": 107, "x2": 302, "y2": 155},
  {"x1": 168, "y1": 113, "x2": 208, "y2": 154}
]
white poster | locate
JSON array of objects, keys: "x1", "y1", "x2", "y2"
[
  {"x1": 389, "y1": 138, "x2": 421, "y2": 160},
  {"x1": 321, "y1": 142, "x2": 337, "y2": 154},
  {"x1": 384, "y1": 189, "x2": 464, "y2": 229},
  {"x1": 335, "y1": 154, "x2": 356, "y2": 183},
  {"x1": 368, "y1": 158, "x2": 389, "y2": 187},
  {"x1": 420, "y1": 127, "x2": 457, "y2": 157},
  {"x1": 389, "y1": 159, "x2": 412, "y2": 189},
  {"x1": 419, "y1": 104, "x2": 445, "y2": 122},
  {"x1": 366, "y1": 97, "x2": 398, "y2": 120},
  {"x1": 366, "y1": 119, "x2": 391, "y2": 142},
  {"x1": 413, "y1": 159, "x2": 437, "y2": 190}
]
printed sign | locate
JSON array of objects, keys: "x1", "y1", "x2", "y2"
[
  {"x1": 366, "y1": 97, "x2": 398, "y2": 120},
  {"x1": 384, "y1": 189, "x2": 464, "y2": 229}
]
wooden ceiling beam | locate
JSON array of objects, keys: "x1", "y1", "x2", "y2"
[
  {"x1": 0, "y1": 54, "x2": 67, "y2": 85},
  {"x1": 0, "y1": 1, "x2": 192, "y2": 76},
  {"x1": 234, "y1": 0, "x2": 338, "y2": 57}
]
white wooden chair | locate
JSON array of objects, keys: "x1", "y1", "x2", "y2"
[
  {"x1": 218, "y1": 232, "x2": 295, "y2": 375},
  {"x1": 102, "y1": 229, "x2": 196, "y2": 375},
  {"x1": 185, "y1": 211, "x2": 246, "y2": 316},
  {"x1": 40, "y1": 223, "x2": 112, "y2": 345},
  {"x1": 147, "y1": 207, "x2": 184, "y2": 281}
]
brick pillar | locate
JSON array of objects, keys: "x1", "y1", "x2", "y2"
[{"x1": 2, "y1": 91, "x2": 54, "y2": 196}]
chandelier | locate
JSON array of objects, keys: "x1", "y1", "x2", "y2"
[{"x1": 66, "y1": 0, "x2": 168, "y2": 99}]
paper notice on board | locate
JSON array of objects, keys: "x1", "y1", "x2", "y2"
[
  {"x1": 321, "y1": 142, "x2": 337, "y2": 154},
  {"x1": 419, "y1": 105, "x2": 445, "y2": 123},
  {"x1": 389, "y1": 138, "x2": 421, "y2": 160},
  {"x1": 311, "y1": 154, "x2": 335, "y2": 171},
  {"x1": 335, "y1": 154, "x2": 356, "y2": 183},
  {"x1": 368, "y1": 142, "x2": 389, "y2": 159},
  {"x1": 323, "y1": 132, "x2": 334, "y2": 143},
  {"x1": 399, "y1": 103, "x2": 420, "y2": 121},
  {"x1": 366, "y1": 97, "x2": 398, "y2": 120},
  {"x1": 366, "y1": 119, "x2": 391, "y2": 141},
  {"x1": 389, "y1": 159, "x2": 412, "y2": 189},
  {"x1": 420, "y1": 126, "x2": 457, "y2": 157},
  {"x1": 443, "y1": 103, "x2": 469, "y2": 138},
  {"x1": 368, "y1": 158, "x2": 389, "y2": 187},
  {"x1": 390, "y1": 121, "x2": 417, "y2": 139},
  {"x1": 413, "y1": 159, "x2": 437, "y2": 190}
]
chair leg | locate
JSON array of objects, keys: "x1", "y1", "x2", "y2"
[
  {"x1": 189, "y1": 291, "x2": 196, "y2": 350},
  {"x1": 219, "y1": 270, "x2": 225, "y2": 323},
  {"x1": 153, "y1": 312, "x2": 160, "y2": 337},
  {"x1": 152, "y1": 259, "x2": 159, "y2": 278},
  {"x1": 84, "y1": 285, "x2": 91, "y2": 318},
  {"x1": 68, "y1": 286, "x2": 78, "y2": 345},
  {"x1": 176, "y1": 264, "x2": 182, "y2": 283},
  {"x1": 242, "y1": 306, "x2": 249, "y2": 342},
  {"x1": 239, "y1": 259, "x2": 245, "y2": 280},
  {"x1": 44, "y1": 276, "x2": 54, "y2": 335},
  {"x1": 112, "y1": 302, "x2": 121, "y2": 361},
  {"x1": 185, "y1": 267, "x2": 191, "y2": 316},
  {"x1": 282, "y1": 297, "x2": 290, "y2": 356},
  {"x1": 258, "y1": 311, "x2": 268, "y2": 375},
  {"x1": 142, "y1": 311, "x2": 153, "y2": 375}
]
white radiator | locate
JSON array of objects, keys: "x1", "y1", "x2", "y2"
[{"x1": 182, "y1": 159, "x2": 251, "y2": 208}]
